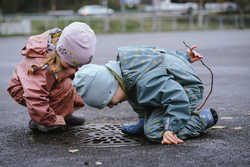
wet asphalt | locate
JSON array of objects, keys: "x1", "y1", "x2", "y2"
[{"x1": 0, "y1": 30, "x2": 249, "y2": 167}]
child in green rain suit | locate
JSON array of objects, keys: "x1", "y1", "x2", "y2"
[{"x1": 72, "y1": 45, "x2": 218, "y2": 144}]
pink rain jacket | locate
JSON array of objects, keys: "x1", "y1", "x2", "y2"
[{"x1": 7, "y1": 30, "x2": 85, "y2": 126}]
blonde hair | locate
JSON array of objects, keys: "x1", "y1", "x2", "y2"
[
  {"x1": 43, "y1": 50, "x2": 63, "y2": 73},
  {"x1": 43, "y1": 38, "x2": 63, "y2": 73}
]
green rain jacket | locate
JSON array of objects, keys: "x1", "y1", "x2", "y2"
[{"x1": 106, "y1": 46, "x2": 204, "y2": 134}]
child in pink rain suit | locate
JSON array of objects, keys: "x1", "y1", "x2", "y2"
[{"x1": 7, "y1": 22, "x2": 96, "y2": 133}]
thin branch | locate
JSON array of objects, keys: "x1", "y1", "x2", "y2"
[{"x1": 183, "y1": 41, "x2": 213, "y2": 111}]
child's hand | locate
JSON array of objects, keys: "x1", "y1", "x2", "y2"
[
  {"x1": 54, "y1": 115, "x2": 66, "y2": 126},
  {"x1": 187, "y1": 45, "x2": 203, "y2": 63},
  {"x1": 161, "y1": 130, "x2": 183, "y2": 145}
]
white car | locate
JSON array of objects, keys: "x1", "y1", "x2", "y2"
[
  {"x1": 145, "y1": 0, "x2": 198, "y2": 14},
  {"x1": 205, "y1": 2, "x2": 238, "y2": 12},
  {"x1": 77, "y1": 5, "x2": 114, "y2": 16}
]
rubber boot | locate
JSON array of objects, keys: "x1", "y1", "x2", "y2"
[
  {"x1": 199, "y1": 108, "x2": 218, "y2": 129},
  {"x1": 29, "y1": 120, "x2": 65, "y2": 133},
  {"x1": 121, "y1": 118, "x2": 144, "y2": 135},
  {"x1": 65, "y1": 113, "x2": 85, "y2": 125}
]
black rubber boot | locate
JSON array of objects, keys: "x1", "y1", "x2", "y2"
[
  {"x1": 29, "y1": 120, "x2": 65, "y2": 133},
  {"x1": 65, "y1": 114, "x2": 85, "y2": 125}
]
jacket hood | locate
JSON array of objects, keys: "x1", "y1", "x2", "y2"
[
  {"x1": 117, "y1": 46, "x2": 164, "y2": 92},
  {"x1": 106, "y1": 61, "x2": 123, "y2": 79},
  {"x1": 106, "y1": 61, "x2": 127, "y2": 93},
  {"x1": 21, "y1": 28, "x2": 62, "y2": 58}
]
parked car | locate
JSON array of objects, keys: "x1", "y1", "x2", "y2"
[
  {"x1": 205, "y1": 2, "x2": 238, "y2": 12},
  {"x1": 77, "y1": 5, "x2": 114, "y2": 16},
  {"x1": 125, "y1": 0, "x2": 141, "y2": 8},
  {"x1": 144, "y1": 0, "x2": 198, "y2": 14}
]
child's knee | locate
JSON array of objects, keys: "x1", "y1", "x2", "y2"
[
  {"x1": 55, "y1": 78, "x2": 74, "y2": 93},
  {"x1": 62, "y1": 78, "x2": 74, "y2": 91},
  {"x1": 50, "y1": 78, "x2": 76, "y2": 102}
]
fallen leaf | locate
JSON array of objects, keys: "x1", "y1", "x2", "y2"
[
  {"x1": 69, "y1": 149, "x2": 79, "y2": 153},
  {"x1": 210, "y1": 126, "x2": 226, "y2": 129},
  {"x1": 95, "y1": 161, "x2": 102, "y2": 165},
  {"x1": 231, "y1": 127, "x2": 243, "y2": 130},
  {"x1": 220, "y1": 117, "x2": 233, "y2": 119}
]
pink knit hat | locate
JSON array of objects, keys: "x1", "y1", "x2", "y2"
[{"x1": 56, "y1": 22, "x2": 96, "y2": 67}]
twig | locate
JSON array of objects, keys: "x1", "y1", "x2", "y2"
[{"x1": 183, "y1": 41, "x2": 213, "y2": 111}]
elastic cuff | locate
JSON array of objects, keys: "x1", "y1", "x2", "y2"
[{"x1": 184, "y1": 51, "x2": 192, "y2": 63}]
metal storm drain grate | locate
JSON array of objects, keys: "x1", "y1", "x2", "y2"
[{"x1": 29, "y1": 124, "x2": 150, "y2": 147}]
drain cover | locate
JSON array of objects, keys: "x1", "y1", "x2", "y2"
[{"x1": 29, "y1": 124, "x2": 150, "y2": 147}]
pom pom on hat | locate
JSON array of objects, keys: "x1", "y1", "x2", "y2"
[
  {"x1": 72, "y1": 64, "x2": 118, "y2": 109},
  {"x1": 56, "y1": 22, "x2": 96, "y2": 67}
]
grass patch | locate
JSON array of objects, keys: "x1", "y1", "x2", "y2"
[{"x1": 1, "y1": 15, "x2": 249, "y2": 37}]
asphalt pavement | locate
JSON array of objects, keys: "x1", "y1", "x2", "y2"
[{"x1": 0, "y1": 30, "x2": 249, "y2": 167}]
